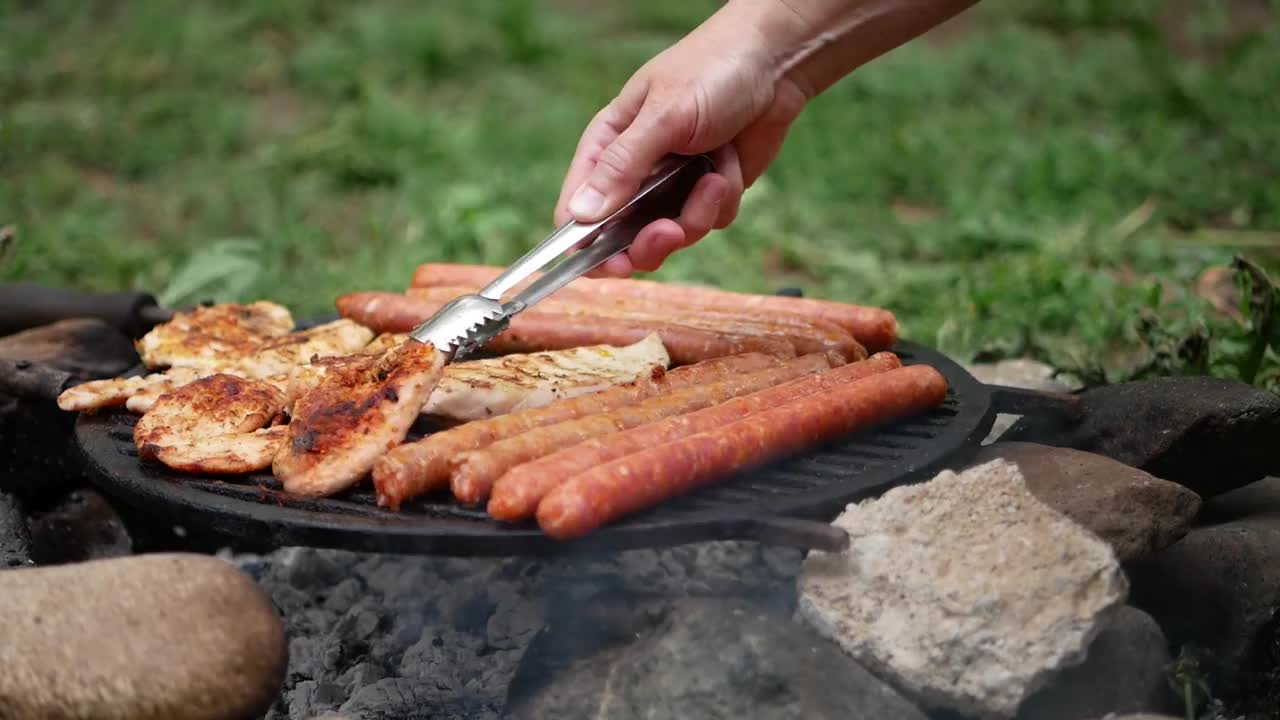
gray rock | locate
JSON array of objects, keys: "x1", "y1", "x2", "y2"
[
  {"x1": 506, "y1": 597, "x2": 927, "y2": 720},
  {"x1": 0, "y1": 552, "x2": 286, "y2": 720},
  {"x1": 0, "y1": 318, "x2": 139, "y2": 380},
  {"x1": 1093, "y1": 715, "x2": 1183, "y2": 720},
  {"x1": 1003, "y1": 377, "x2": 1280, "y2": 498},
  {"x1": 27, "y1": 488, "x2": 132, "y2": 565},
  {"x1": 1199, "y1": 476, "x2": 1280, "y2": 525},
  {"x1": 965, "y1": 359, "x2": 1081, "y2": 444},
  {"x1": 797, "y1": 459, "x2": 1128, "y2": 720},
  {"x1": 1127, "y1": 519, "x2": 1280, "y2": 700},
  {"x1": 1017, "y1": 606, "x2": 1176, "y2": 720},
  {"x1": 965, "y1": 442, "x2": 1201, "y2": 562},
  {"x1": 0, "y1": 490, "x2": 32, "y2": 568}
]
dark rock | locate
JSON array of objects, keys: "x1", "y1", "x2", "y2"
[
  {"x1": 27, "y1": 488, "x2": 132, "y2": 565},
  {"x1": 1017, "y1": 606, "x2": 1176, "y2": 720},
  {"x1": 0, "y1": 318, "x2": 139, "y2": 380},
  {"x1": 965, "y1": 442, "x2": 1202, "y2": 562},
  {"x1": 1127, "y1": 520, "x2": 1280, "y2": 700},
  {"x1": 0, "y1": 395, "x2": 86, "y2": 502},
  {"x1": 0, "y1": 553, "x2": 287, "y2": 720},
  {"x1": 1003, "y1": 376, "x2": 1280, "y2": 498},
  {"x1": 505, "y1": 597, "x2": 927, "y2": 720},
  {"x1": 0, "y1": 490, "x2": 32, "y2": 569},
  {"x1": 1199, "y1": 476, "x2": 1280, "y2": 526}
]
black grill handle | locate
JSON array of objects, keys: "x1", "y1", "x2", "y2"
[
  {"x1": 738, "y1": 515, "x2": 850, "y2": 553},
  {"x1": 988, "y1": 384, "x2": 1083, "y2": 422},
  {"x1": 0, "y1": 283, "x2": 173, "y2": 339}
]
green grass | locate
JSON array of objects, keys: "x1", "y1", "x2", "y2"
[{"x1": 2, "y1": 0, "x2": 1278, "y2": 389}]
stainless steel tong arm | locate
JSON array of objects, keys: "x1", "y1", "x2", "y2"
[{"x1": 480, "y1": 154, "x2": 714, "y2": 313}]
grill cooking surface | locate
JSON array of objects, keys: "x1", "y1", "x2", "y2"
[{"x1": 74, "y1": 340, "x2": 996, "y2": 556}]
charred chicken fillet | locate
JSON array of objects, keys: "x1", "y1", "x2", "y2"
[
  {"x1": 133, "y1": 374, "x2": 288, "y2": 474},
  {"x1": 58, "y1": 318, "x2": 375, "y2": 413},
  {"x1": 273, "y1": 339, "x2": 446, "y2": 497},
  {"x1": 135, "y1": 301, "x2": 295, "y2": 371}
]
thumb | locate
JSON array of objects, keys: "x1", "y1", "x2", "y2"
[{"x1": 566, "y1": 101, "x2": 678, "y2": 223}]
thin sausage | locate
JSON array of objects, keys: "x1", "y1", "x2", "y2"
[
  {"x1": 451, "y1": 353, "x2": 833, "y2": 506},
  {"x1": 407, "y1": 287, "x2": 866, "y2": 362},
  {"x1": 336, "y1": 292, "x2": 798, "y2": 364},
  {"x1": 488, "y1": 351, "x2": 901, "y2": 522},
  {"x1": 408, "y1": 263, "x2": 898, "y2": 351},
  {"x1": 370, "y1": 352, "x2": 783, "y2": 508},
  {"x1": 535, "y1": 363, "x2": 948, "y2": 540}
]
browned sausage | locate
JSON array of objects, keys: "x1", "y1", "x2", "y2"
[
  {"x1": 535, "y1": 363, "x2": 948, "y2": 540},
  {"x1": 487, "y1": 351, "x2": 902, "y2": 522},
  {"x1": 370, "y1": 352, "x2": 784, "y2": 508},
  {"x1": 407, "y1": 287, "x2": 866, "y2": 362},
  {"x1": 450, "y1": 353, "x2": 833, "y2": 506},
  {"x1": 408, "y1": 263, "x2": 898, "y2": 351},
  {"x1": 336, "y1": 292, "x2": 797, "y2": 364}
]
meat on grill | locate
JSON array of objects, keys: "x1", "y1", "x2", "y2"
[
  {"x1": 335, "y1": 291, "x2": 798, "y2": 364},
  {"x1": 409, "y1": 262, "x2": 899, "y2": 351},
  {"x1": 488, "y1": 351, "x2": 904, "y2": 522},
  {"x1": 273, "y1": 339, "x2": 446, "y2": 497},
  {"x1": 407, "y1": 286, "x2": 867, "y2": 362},
  {"x1": 449, "y1": 352, "x2": 834, "y2": 506},
  {"x1": 57, "y1": 318, "x2": 375, "y2": 413},
  {"x1": 536, "y1": 363, "x2": 950, "y2": 540},
  {"x1": 370, "y1": 352, "x2": 784, "y2": 509},
  {"x1": 133, "y1": 374, "x2": 288, "y2": 474},
  {"x1": 135, "y1": 300, "x2": 295, "y2": 370}
]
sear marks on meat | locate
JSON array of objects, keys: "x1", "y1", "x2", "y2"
[
  {"x1": 136, "y1": 301, "x2": 295, "y2": 371},
  {"x1": 133, "y1": 373, "x2": 288, "y2": 474},
  {"x1": 58, "y1": 318, "x2": 375, "y2": 413},
  {"x1": 421, "y1": 332, "x2": 670, "y2": 422},
  {"x1": 273, "y1": 340, "x2": 446, "y2": 498}
]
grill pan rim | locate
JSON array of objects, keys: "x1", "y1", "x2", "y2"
[{"x1": 73, "y1": 339, "x2": 995, "y2": 557}]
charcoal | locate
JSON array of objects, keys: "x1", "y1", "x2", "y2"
[
  {"x1": 0, "y1": 490, "x2": 32, "y2": 569},
  {"x1": 27, "y1": 488, "x2": 132, "y2": 565},
  {"x1": 1002, "y1": 376, "x2": 1280, "y2": 497},
  {"x1": 505, "y1": 596, "x2": 927, "y2": 720}
]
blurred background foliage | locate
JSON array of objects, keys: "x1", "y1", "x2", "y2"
[{"x1": 1, "y1": 0, "x2": 1277, "y2": 389}]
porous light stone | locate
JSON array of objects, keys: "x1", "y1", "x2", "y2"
[
  {"x1": 797, "y1": 459, "x2": 1128, "y2": 720},
  {"x1": 0, "y1": 552, "x2": 287, "y2": 720}
]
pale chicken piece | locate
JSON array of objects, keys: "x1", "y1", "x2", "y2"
[
  {"x1": 136, "y1": 301, "x2": 295, "y2": 370},
  {"x1": 281, "y1": 334, "x2": 671, "y2": 423},
  {"x1": 57, "y1": 319, "x2": 375, "y2": 413},
  {"x1": 133, "y1": 374, "x2": 288, "y2": 474},
  {"x1": 273, "y1": 340, "x2": 446, "y2": 497},
  {"x1": 422, "y1": 332, "x2": 670, "y2": 421},
  {"x1": 233, "y1": 319, "x2": 375, "y2": 379}
]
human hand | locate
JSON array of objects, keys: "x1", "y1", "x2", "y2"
[{"x1": 553, "y1": 6, "x2": 812, "y2": 277}]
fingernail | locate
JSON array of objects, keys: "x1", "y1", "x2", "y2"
[{"x1": 568, "y1": 185, "x2": 606, "y2": 219}]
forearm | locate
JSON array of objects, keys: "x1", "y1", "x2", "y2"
[{"x1": 722, "y1": 0, "x2": 979, "y2": 99}]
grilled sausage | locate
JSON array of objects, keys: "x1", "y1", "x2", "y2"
[
  {"x1": 535, "y1": 363, "x2": 948, "y2": 540},
  {"x1": 487, "y1": 351, "x2": 902, "y2": 522},
  {"x1": 370, "y1": 352, "x2": 783, "y2": 508},
  {"x1": 409, "y1": 263, "x2": 898, "y2": 351},
  {"x1": 406, "y1": 287, "x2": 866, "y2": 362},
  {"x1": 450, "y1": 353, "x2": 833, "y2": 506},
  {"x1": 335, "y1": 292, "x2": 797, "y2": 364}
]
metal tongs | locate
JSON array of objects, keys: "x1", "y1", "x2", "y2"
[{"x1": 409, "y1": 154, "x2": 714, "y2": 361}]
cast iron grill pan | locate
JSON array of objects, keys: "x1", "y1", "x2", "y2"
[{"x1": 71, "y1": 335, "x2": 1073, "y2": 557}]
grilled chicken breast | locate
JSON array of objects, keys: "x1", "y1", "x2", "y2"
[
  {"x1": 58, "y1": 319, "x2": 374, "y2": 413},
  {"x1": 273, "y1": 340, "x2": 446, "y2": 497},
  {"x1": 136, "y1": 301, "x2": 295, "y2": 370},
  {"x1": 423, "y1": 333, "x2": 670, "y2": 421},
  {"x1": 133, "y1": 374, "x2": 288, "y2": 474},
  {"x1": 280, "y1": 333, "x2": 671, "y2": 423}
]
